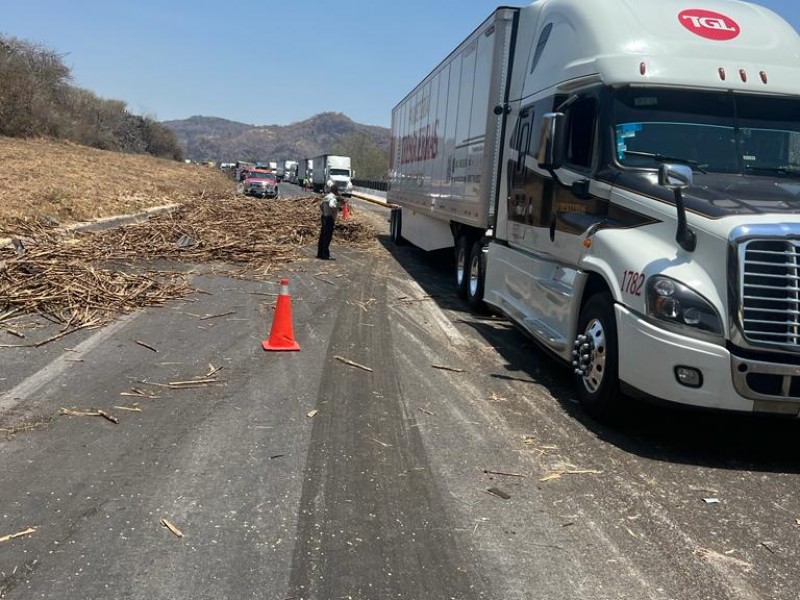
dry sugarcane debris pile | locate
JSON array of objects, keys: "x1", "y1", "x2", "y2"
[
  {"x1": 82, "y1": 194, "x2": 375, "y2": 268},
  {"x1": 0, "y1": 195, "x2": 376, "y2": 340}
]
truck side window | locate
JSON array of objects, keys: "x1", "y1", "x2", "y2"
[
  {"x1": 564, "y1": 98, "x2": 598, "y2": 170},
  {"x1": 530, "y1": 23, "x2": 553, "y2": 74},
  {"x1": 512, "y1": 108, "x2": 534, "y2": 165},
  {"x1": 509, "y1": 106, "x2": 534, "y2": 202}
]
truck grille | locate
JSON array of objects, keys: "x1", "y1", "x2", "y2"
[{"x1": 740, "y1": 239, "x2": 800, "y2": 349}]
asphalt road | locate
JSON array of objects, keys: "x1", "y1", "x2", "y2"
[{"x1": 1, "y1": 182, "x2": 799, "y2": 599}]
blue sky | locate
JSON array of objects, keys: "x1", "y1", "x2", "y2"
[{"x1": 4, "y1": 0, "x2": 799, "y2": 129}]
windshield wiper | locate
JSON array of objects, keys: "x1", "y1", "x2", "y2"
[
  {"x1": 745, "y1": 164, "x2": 800, "y2": 177},
  {"x1": 623, "y1": 150, "x2": 708, "y2": 174}
]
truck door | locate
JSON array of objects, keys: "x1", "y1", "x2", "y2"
[
  {"x1": 505, "y1": 101, "x2": 556, "y2": 253},
  {"x1": 548, "y1": 93, "x2": 610, "y2": 266},
  {"x1": 500, "y1": 91, "x2": 609, "y2": 347},
  {"x1": 505, "y1": 94, "x2": 607, "y2": 259}
]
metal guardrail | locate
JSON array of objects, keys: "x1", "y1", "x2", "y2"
[
  {"x1": 352, "y1": 179, "x2": 388, "y2": 192},
  {"x1": 352, "y1": 187, "x2": 387, "y2": 202}
]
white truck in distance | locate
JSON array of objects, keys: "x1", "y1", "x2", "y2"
[
  {"x1": 312, "y1": 154, "x2": 354, "y2": 196},
  {"x1": 284, "y1": 160, "x2": 298, "y2": 184},
  {"x1": 297, "y1": 158, "x2": 313, "y2": 186},
  {"x1": 387, "y1": 0, "x2": 800, "y2": 419}
]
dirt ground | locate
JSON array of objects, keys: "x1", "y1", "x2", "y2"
[{"x1": 0, "y1": 136, "x2": 234, "y2": 236}]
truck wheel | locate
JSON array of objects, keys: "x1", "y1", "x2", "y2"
[
  {"x1": 389, "y1": 208, "x2": 404, "y2": 245},
  {"x1": 455, "y1": 235, "x2": 470, "y2": 299},
  {"x1": 466, "y1": 239, "x2": 486, "y2": 311},
  {"x1": 573, "y1": 292, "x2": 621, "y2": 420}
]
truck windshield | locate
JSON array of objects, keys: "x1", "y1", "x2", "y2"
[
  {"x1": 329, "y1": 169, "x2": 350, "y2": 177},
  {"x1": 613, "y1": 88, "x2": 800, "y2": 177}
]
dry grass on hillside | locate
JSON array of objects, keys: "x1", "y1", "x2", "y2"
[{"x1": 0, "y1": 136, "x2": 234, "y2": 236}]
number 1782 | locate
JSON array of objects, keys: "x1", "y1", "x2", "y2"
[{"x1": 621, "y1": 270, "x2": 645, "y2": 296}]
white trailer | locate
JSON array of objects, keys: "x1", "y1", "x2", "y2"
[
  {"x1": 388, "y1": 0, "x2": 800, "y2": 419},
  {"x1": 297, "y1": 159, "x2": 313, "y2": 186},
  {"x1": 284, "y1": 160, "x2": 298, "y2": 184},
  {"x1": 311, "y1": 154, "x2": 354, "y2": 196}
]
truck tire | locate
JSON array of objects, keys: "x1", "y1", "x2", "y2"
[
  {"x1": 573, "y1": 292, "x2": 621, "y2": 420},
  {"x1": 454, "y1": 235, "x2": 470, "y2": 299},
  {"x1": 466, "y1": 239, "x2": 486, "y2": 311},
  {"x1": 389, "y1": 208, "x2": 404, "y2": 245}
]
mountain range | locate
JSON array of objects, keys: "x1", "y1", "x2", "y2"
[{"x1": 162, "y1": 112, "x2": 391, "y2": 164}]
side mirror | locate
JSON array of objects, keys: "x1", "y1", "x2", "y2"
[
  {"x1": 658, "y1": 164, "x2": 693, "y2": 190},
  {"x1": 658, "y1": 163, "x2": 696, "y2": 252},
  {"x1": 537, "y1": 112, "x2": 565, "y2": 171}
]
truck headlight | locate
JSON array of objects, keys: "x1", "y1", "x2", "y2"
[{"x1": 645, "y1": 275, "x2": 723, "y2": 336}]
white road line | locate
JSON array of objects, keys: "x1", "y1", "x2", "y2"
[{"x1": 0, "y1": 313, "x2": 139, "y2": 414}]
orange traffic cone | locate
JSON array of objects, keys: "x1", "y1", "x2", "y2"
[
  {"x1": 342, "y1": 201, "x2": 350, "y2": 219},
  {"x1": 262, "y1": 278, "x2": 300, "y2": 351}
]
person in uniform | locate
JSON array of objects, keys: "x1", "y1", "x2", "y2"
[{"x1": 317, "y1": 184, "x2": 340, "y2": 260}]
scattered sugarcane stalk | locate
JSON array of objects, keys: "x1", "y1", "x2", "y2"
[
  {"x1": 0, "y1": 197, "x2": 376, "y2": 345},
  {"x1": 334, "y1": 355, "x2": 373, "y2": 372},
  {"x1": 432, "y1": 364, "x2": 465, "y2": 373},
  {"x1": 135, "y1": 339, "x2": 158, "y2": 352},
  {"x1": 160, "y1": 518, "x2": 184, "y2": 538},
  {"x1": 0, "y1": 526, "x2": 37, "y2": 543},
  {"x1": 60, "y1": 407, "x2": 119, "y2": 424}
]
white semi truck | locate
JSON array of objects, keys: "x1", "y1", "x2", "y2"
[
  {"x1": 284, "y1": 160, "x2": 299, "y2": 184},
  {"x1": 297, "y1": 158, "x2": 313, "y2": 187},
  {"x1": 311, "y1": 154, "x2": 354, "y2": 196},
  {"x1": 388, "y1": 0, "x2": 800, "y2": 419}
]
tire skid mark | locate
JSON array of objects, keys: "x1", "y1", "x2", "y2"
[{"x1": 287, "y1": 259, "x2": 486, "y2": 599}]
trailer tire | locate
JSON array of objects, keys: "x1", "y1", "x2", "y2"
[
  {"x1": 466, "y1": 239, "x2": 486, "y2": 311},
  {"x1": 455, "y1": 235, "x2": 470, "y2": 299},
  {"x1": 574, "y1": 292, "x2": 621, "y2": 420},
  {"x1": 389, "y1": 208, "x2": 404, "y2": 245}
]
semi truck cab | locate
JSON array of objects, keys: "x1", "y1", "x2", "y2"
[{"x1": 389, "y1": 0, "x2": 800, "y2": 419}]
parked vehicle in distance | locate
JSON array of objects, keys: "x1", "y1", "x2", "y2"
[
  {"x1": 284, "y1": 160, "x2": 299, "y2": 184},
  {"x1": 298, "y1": 158, "x2": 313, "y2": 188},
  {"x1": 243, "y1": 169, "x2": 280, "y2": 199},
  {"x1": 388, "y1": 0, "x2": 800, "y2": 420},
  {"x1": 311, "y1": 154, "x2": 354, "y2": 196}
]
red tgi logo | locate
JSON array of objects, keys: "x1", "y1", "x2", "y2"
[{"x1": 679, "y1": 9, "x2": 741, "y2": 40}]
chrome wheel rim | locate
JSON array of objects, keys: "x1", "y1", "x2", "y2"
[
  {"x1": 577, "y1": 318, "x2": 606, "y2": 393},
  {"x1": 457, "y1": 246, "x2": 467, "y2": 287},
  {"x1": 469, "y1": 251, "x2": 480, "y2": 297}
]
